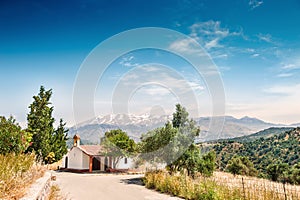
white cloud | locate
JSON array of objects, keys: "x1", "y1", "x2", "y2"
[
  {"x1": 279, "y1": 58, "x2": 300, "y2": 76},
  {"x1": 282, "y1": 64, "x2": 296, "y2": 69},
  {"x1": 117, "y1": 64, "x2": 206, "y2": 98},
  {"x1": 218, "y1": 66, "x2": 231, "y2": 71},
  {"x1": 189, "y1": 20, "x2": 242, "y2": 50},
  {"x1": 212, "y1": 53, "x2": 228, "y2": 59},
  {"x1": 119, "y1": 55, "x2": 139, "y2": 67},
  {"x1": 263, "y1": 84, "x2": 300, "y2": 95},
  {"x1": 249, "y1": 0, "x2": 263, "y2": 9},
  {"x1": 168, "y1": 38, "x2": 206, "y2": 55},
  {"x1": 171, "y1": 20, "x2": 246, "y2": 63},
  {"x1": 205, "y1": 38, "x2": 222, "y2": 49},
  {"x1": 226, "y1": 103, "x2": 256, "y2": 113},
  {"x1": 141, "y1": 86, "x2": 171, "y2": 96},
  {"x1": 257, "y1": 33, "x2": 272, "y2": 43},
  {"x1": 246, "y1": 48, "x2": 255, "y2": 53},
  {"x1": 277, "y1": 73, "x2": 293, "y2": 78},
  {"x1": 190, "y1": 21, "x2": 230, "y2": 39},
  {"x1": 187, "y1": 81, "x2": 205, "y2": 91},
  {"x1": 172, "y1": 20, "x2": 278, "y2": 62},
  {"x1": 281, "y1": 63, "x2": 300, "y2": 70}
]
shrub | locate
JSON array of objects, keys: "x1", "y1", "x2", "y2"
[
  {"x1": 0, "y1": 116, "x2": 32, "y2": 154},
  {"x1": 144, "y1": 171, "x2": 221, "y2": 200},
  {"x1": 0, "y1": 153, "x2": 45, "y2": 199}
]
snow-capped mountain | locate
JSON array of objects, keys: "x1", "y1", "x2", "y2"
[
  {"x1": 69, "y1": 114, "x2": 172, "y2": 143},
  {"x1": 91, "y1": 113, "x2": 172, "y2": 126},
  {"x1": 74, "y1": 113, "x2": 172, "y2": 129},
  {"x1": 69, "y1": 114, "x2": 292, "y2": 144}
]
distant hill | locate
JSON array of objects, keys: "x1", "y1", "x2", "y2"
[
  {"x1": 68, "y1": 114, "x2": 296, "y2": 144},
  {"x1": 211, "y1": 127, "x2": 294, "y2": 143},
  {"x1": 290, "y1": 123, "x2": 300, "y2": 127},
  {"x1": 194, "y1": 116, "x2": 285, "y2": 141},
  {"x1": 210, "y1": 127, "x2": 300, "y2": 175}
]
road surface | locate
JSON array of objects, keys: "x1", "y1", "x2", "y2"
[{"x1": 54, "y1": 172, "x2": 181, "y2": 200}]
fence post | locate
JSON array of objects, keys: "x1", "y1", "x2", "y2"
[
  {"x1": 242, "y1": 177, "x2": 246, "y2": 200},
  {"x1": 283, "y1": 181, "x2": 287, "y2": 200}
]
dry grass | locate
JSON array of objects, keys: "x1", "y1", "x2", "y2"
[
  {"x1": 0, "y1": 153, "x2": 45, "y2": 200},
  {"x1": 144, "y1": 170, "x2": 300, "y2": 200},
  {"x1": 48, "y1": 185, "x2": 67, "y2": 200},
  {"x1": 212, "y1": 172, "x2": 300, "y2": 200},
  {"x1": 47, "y1": 160, "x2": 62, "y2": 171}
]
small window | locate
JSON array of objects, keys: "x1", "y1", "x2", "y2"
[{"x1": 124, "y1": 157, "x2": 128, "y2": 164}]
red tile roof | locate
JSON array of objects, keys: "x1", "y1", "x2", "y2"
[{"x1": 78, "y1": 145, "x2": 106, "y2": 156}]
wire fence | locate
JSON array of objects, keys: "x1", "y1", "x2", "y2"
[{"x1": 207, "y1": 172, "x2": 300, "y2": 200}]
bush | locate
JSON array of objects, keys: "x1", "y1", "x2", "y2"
[
  {"x1": 0, "y1": 153, "x2": 45, "y2": 199},
  {"x1": 144, "y1": 171, "x2": 221, "y2": 200},
  {"x1": 0, "y1": 116, "x2": 32, "y2": 154}
]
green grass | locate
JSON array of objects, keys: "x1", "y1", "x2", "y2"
[{"x1": 0, "y1": 153, "x2": 45, "y2": 199}]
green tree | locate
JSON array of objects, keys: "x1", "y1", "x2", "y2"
[
  {"x1": 172, "y1": 104, "x2": 189, "y2": 128},
  {"x1": 102, "y1": 129, "x2": 136, "y2": 168},
  {"x1": 140, "y1": 104, "x2": 200, "y2": 172},
  {"x1": 226, "y1": 156, "x2": 245, "y2": 176},
  {"x1": 140, "y1": 122, "x2": 178, "y2": 165},
  {"x1": 198, "y1": 151, "x2": 216, "y2": 177},
  {"x1": 50, "y1": 119, "x2": 68, "y2": 163},
  {"x1": 0, "y1": 116, "x2": 32, "y2": 154},
  {"x1": 140, "y1": 104, "x2": 202, "y2": 178},
  {"x1": 266, "y1": 162, "x2": 289, "y2": 182},
  {"x1": 226, "y1": 156, "x2": 257, "y2": 176},
  {"x1": 176, "y1": 144, "x2": 201, "y2": 178},
  {"x1": 289, "y1": 163, "x2": 300, "y2": 184},
  {"x1": 27, "y1": 86, "x2": 68, "y2": 163},
  {"x1": 169, "y1": 147, "x2": 216, "y2": 178}
]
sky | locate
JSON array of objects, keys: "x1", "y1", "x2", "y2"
[{"x1": 1, "y1": 0, "x2": 300, "y2": 127}]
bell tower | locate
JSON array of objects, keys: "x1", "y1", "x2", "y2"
[{"x1": 73, "y1": 134, "x2": 80, "y2": 147}]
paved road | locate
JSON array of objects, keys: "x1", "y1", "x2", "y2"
[{"x1": 54, "y1": 172, "x2": 181, "y2": 200}]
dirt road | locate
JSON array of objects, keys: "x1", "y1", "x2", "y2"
[{"x1": 54, "y1": 172, "x2": 181, "y2": 200}]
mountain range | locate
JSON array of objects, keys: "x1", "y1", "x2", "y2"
[{"x1": 68, "y1": 114, "x2": 298, "y2": 144}]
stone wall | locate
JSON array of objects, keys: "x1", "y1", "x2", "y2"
[{"x1": 20, "y1": 171, "x2": 52, "y2": 200}]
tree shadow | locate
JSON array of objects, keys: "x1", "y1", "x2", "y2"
[{"x1": 120, "y1": 177, "x2": 144, "y2": 186}]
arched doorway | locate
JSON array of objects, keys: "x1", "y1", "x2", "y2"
[
  {"x1": 65, "y1": 156, "x2": 68, "y2": 168},
  {"x1": 104, "y1": 157, "x2": 108, "y2": 171},
  {"x1": 92, "y1": 157, "x2": 100, "y2": 170}
]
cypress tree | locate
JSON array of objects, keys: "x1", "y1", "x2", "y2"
[{"x1": 27, "y1": 86, "x2": 68, "y2": 163}]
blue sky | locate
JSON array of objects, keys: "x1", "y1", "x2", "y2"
[{"x1": 1, "y1": 0, "x2": 300, "y2": 126}]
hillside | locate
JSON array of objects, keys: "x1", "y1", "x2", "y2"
[
  {"x1": 211, "y1": 127, "x2": 300, "y2": 175},
  {"x1": 68, "y1": 114, "x2": 290, "y2": 144},
  {"x1": 212, "y1": 127, "x2": 294, "y2": 143}
]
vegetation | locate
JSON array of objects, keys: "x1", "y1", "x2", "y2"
[
  {"x1": 212, "y1": 127, "x2": 300, "y2": 184},
  {"x1": 144, "y1": 170, "x2": 300, "y2": 200},
  {"x1": 0, "y1": 116, "x2": 32, "y2": 154},
  {"x1": 215, "y1": 127, "x2": 293, "y2": 143},
  {"x1": 0, "y1": 86, "x2": 68, "y2": 198},
  {"x1": 139, "y1": 121, "x2": 180, "y2": 166},
  {"x1": 48, "y1": 185, "x2": 66, "y2": 200},
  {"x1": 266, "y1": 162, "x2": 288, "y2": 182},
  {"x1": 0, "y1": 153, "x2": 45, "y2": 199},
  {"x1": 226, "y1": 155, "x2": 257, "y2": 176},
  {"x1": 139, "y1": 104, "x2": 215, "y2": 178},
  {"x1": 144, "y1": 171, "x2": 220, "y2": 200},
  {"x1": 139, "y1": 105, "x2": 197, "y2": 170},
  {"x1": 101, "y1": 129, "x2": 136, "y2": 168},
  {"x1": 27, "y1": 86, "x2": 68, "y2": 163}
]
